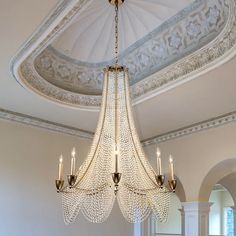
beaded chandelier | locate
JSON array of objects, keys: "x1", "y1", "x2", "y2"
[{"x1": 55, "y1": 0, "x2": 177, "y2": 224}]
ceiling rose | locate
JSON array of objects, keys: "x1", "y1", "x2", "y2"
[{"x1": 109, "y1": 0, "x2": 124, "y2": 5}]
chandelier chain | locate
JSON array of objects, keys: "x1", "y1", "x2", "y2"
[{"x1": 115, "y1": 1, "x2": 119, "y2": 64}]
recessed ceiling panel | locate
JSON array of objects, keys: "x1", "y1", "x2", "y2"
[
  {"x1": 12, "y1": 0, "x2": 236, "y2": 109},
  {"x1": 52, "y1": 0, "x2": 194, "y2": 63}
]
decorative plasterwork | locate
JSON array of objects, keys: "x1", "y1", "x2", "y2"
[
  {"x1": 0, "y1": 108, "x2": 93, "y2": 139},
  {"x1": 33, "y1": 0, "x2": 226, "y2": 95},
  {"x1": 11, "y1": 0, "x2": 236, "y2": 109},
  {"x1": 1, "y1": 108, "x2": 236, "y2": 147}
]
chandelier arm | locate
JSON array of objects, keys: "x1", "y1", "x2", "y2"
[
  {"x1": 72, "y1": 69, "x2": 110, "y2": 189},
  {"x1": 59, "y1": 183, "x2": 111, "y2": 194},
  {"x1": 123, "y1": 183, "x2": 171, "y2": 194},
  {"x1": 123, "y1": 70, "x2": 157, "y2": 187}
]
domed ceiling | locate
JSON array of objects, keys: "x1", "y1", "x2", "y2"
[
  {"x1": 51, "y1": 0, "x2": 194, "y2": 63},
  {"x1": 12, "y1": 0, "x2": 236, "y2": 110}
]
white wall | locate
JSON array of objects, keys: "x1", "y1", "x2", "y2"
[
  {"x1": 143, "y1": 122, "x2": 236, "y2": 202},
  {"x1": 0, "y1": 120, "x2": 133, "y2": 236}
]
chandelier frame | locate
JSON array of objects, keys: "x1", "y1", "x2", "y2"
[{"x1": 54, "y1": 0, "x2": 177, "y2": 224}]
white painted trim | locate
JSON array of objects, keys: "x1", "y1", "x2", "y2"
[
  {"x1": 0, "y1": 108, "x2": 93, "y2": 139},
  {"x1": 0, "y1": 108, "x2": 236, "y2": 146},
  {"x1": 142, "y1": 112, "x2": 236, "y2": 146}
]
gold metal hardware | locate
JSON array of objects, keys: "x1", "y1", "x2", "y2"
[
  {"x1": 155, "y1": 175, "x2": 165, "y2": 188},
  {"x1": 108, "y1": 0, "x2": 124, "y2": 6},
  {"x1": 168, "y1": 179, "x2": 177, "y2": 192},
  {"x1": 55, "y1": 180, "x2": 64, "y2": 193},
  {"x1": 112, "y1": 172, "x2": 122, "y2": 195},
  {"x1": 67, "y1": 175, "x2": 77, "y2": 188}
]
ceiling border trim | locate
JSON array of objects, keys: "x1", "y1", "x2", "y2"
[
  {"x1": 11, "y1": 0, "x2": 236, "y2": 110},
  {"x1": 0, "y1": 108, "x2": 93, "y2": 139},
  {"x1": 0, "y1": 108, "x2": 235, "y2": 146},
  {"x1": 10, "y1": 0, "x2": 92, "y2": 67},
  {"x1": 142, "y1": 111, "x2": 236, "y2": 146}
]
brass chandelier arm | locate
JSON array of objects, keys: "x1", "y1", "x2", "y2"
[
  {"x1": 123, "y1": 183, "x2": 172, "y2": 195},
  {"x1": 59, "y1": 183, "x2": 111, "y2": 194},
  {"x1": 59, "y1": 182, "x2": 172, "y2": 195}
]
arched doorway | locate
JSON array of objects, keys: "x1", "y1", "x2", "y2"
[
  {"x1": 199, "y1": 159, "x2": 236, "y2": 236},
  {"x1": 209, "y1": 184, "x2": 234, "y2": 236}
]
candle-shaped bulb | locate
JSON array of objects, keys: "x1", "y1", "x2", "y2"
[
  {"x1": 71, "y1": 147, "x2": 76, "y2": 175},
  {"x1": 58, "y1": 155, "x2": 63, "y2": 180},
  {"x1": 156, "y1": 147, "x2": 162, "y2": 175},
  {"x1": 156, "y1": 146, "x2": 161, "y2": 157},
  {"x1": 114, "y1": 144, "x2": 119, "y2": 173},
  {"x1": 114, "y1": 145, "x2": 119, "y2": 155},
  {"x1": 169, "y1": 155, "x2": 174, "y2": 180},
  {"x1": 71, "y1": 147, "x2": 76, "y2": 158}
]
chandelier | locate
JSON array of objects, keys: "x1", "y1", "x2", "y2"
[{"x1": 55, "y1": 0, "x2": 177, "y2": 224}]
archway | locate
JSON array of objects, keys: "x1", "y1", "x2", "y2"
[
  {"x1": 199, "y1": 159, "x2": 236, "y2": 236},
  {"x1": 199, "y1": 159, "x2": 236, "y2": 202},
  {"x1": 209, "y1": 184, "x2": 234, "y2": 236}
]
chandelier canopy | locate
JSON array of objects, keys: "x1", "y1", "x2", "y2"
[{"x1": 55, "y1": 0, "x2": 177, "y2": 224}]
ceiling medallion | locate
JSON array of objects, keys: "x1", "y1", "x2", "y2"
[
  {"x1": 55, "y1": 1, "x2": 177, "y2": 224},
  {"x1": 108, "y1": 0, "x2": 124, "y2": 6}
]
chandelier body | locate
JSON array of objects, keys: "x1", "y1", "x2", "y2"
[
  {"x1": 55, "y1": 0, "x2": 176, "y2": 224},
  {"x1": 60, "y1": 65, "x2": 171, "y2": 224}
]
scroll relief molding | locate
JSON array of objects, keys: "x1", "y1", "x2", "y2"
[{"x1": 11, "y1": 0, "x2": 236, "y2": 110}]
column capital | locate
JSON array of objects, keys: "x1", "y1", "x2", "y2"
[{"x1": 182, "y1": 201, "x2": 213, "y2": 212}]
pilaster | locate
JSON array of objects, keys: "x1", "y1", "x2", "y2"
[{"x1": 181, "y1": 202, "x2": 212, "y2": 236}]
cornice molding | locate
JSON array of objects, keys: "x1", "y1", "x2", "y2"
[
  {"x1": 0, "y1": 108, "x2": 236, "y2": 146},
  {"x1": 0, "y1": 108, "x2": 93, "y2": 139},
  {"x1": 142, "y1": 111, "x2": 236, "y2": 146}
]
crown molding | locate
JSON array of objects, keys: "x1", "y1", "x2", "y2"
[
  {"x1": 0, "y1": 108, "x2": 93, "y2": 139},
  {"x1": 142, "y1": 111, "x2": 236, "y2": 146},
  {"x1": 0, "y1": 108, "x2": 236, "y2": 146}
]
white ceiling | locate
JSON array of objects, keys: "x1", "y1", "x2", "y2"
[
  {"x1": 1, "y1": 0, "x2": 236, "y2": 140},
  {"x1": 52, "y1": 0, "x2": 193, "y2": 63}
]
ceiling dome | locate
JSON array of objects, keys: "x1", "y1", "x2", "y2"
[
  {"x1": 12, "y1": 0, "x2": 236, "y2": 109},
  {"x1": 52, "y1": 0, "x2": 194, "y2": 63}
]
